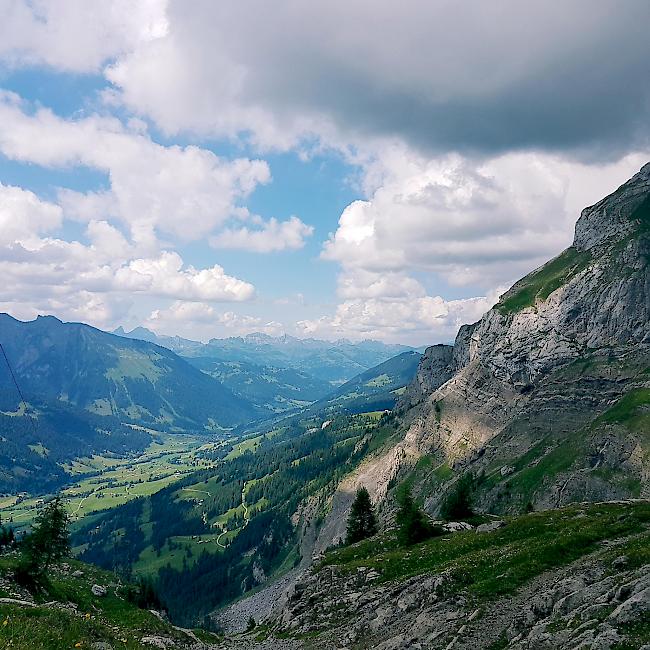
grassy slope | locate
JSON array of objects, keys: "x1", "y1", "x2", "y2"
[
  {"x1": 0, "y1": 556, "x2": 220, "y2": 650},
  {"x1": 497, "y1": 246, "x2": 592, "y2": 314},
  {"x1": 321, "y1": 501, "x2": 650, "y2": 601}
]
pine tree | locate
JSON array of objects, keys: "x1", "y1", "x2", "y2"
[
  {"x1": 345, "y1": 487, "x2": 378, "y2": 545},
  {"x1": 396, "y1": 487, "x2": 438, "y2": 546},
  {"x1": 15, "y1": 497, "x2": 70, "y2": 589}
]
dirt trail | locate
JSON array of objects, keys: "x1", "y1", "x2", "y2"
[{"x1": 216, "y1": 484, "x2": 250, "y2": 549}]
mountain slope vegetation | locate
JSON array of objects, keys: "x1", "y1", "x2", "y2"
[
  {"x1": 307, "y1": 350, "x2": 422, "y2": 416},
  {"x1": 74, "y1": 410, "x2": 400, "y2": 625},
  {"x1": 0, "y1": 314, "x2": 263, "y2": 491}
]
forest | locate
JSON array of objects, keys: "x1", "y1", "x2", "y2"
[{"x1": 76, "y1": 412, "x2": 397, "y2": 624}]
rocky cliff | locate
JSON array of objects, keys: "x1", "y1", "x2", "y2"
[
  {"x1": 213, "y1": 164, "x2": 650, "y2": 647},
  {"x1": 389, "y1": 162, "x2": 650, "y2": 513}
]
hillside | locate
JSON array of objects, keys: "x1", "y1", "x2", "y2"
[
  {"x1": 198, "y1": 335, "x2": 415, "y2": 385},
  {"x1": 307, "y1": 350, "x2": 422, "y2": 416},
  {"x1": 0, "y1": 315, "x2": 261, "y2": 491},
  {"x1": 22, "y1": 164, "x2": 650, "y2": 645},
  {"x1": 0, "y1": 554, "x2": 221, "y2": 649},
  {"x1": 115, "y1": 327, "x2": 415, "y2": 386},
  {"x1": 229, "y1": 501, "x2": 650, "y2": 649},
  {"x1": 0, "y1": 314, "x2": 259, "y2": 432},
  {"x1": 186, "y1": 357, "x2": 332, "y2": 414},
  {"x1": 73, "y1": 411, "x2": 401, "y2": 626}
]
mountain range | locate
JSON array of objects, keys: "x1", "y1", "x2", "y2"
[
  {"x1": 112, "y1": 326, "x2": 417, "y2": 415},
  {"x1": 0, "y1": 314, "x2": 421, "y2": 493}
]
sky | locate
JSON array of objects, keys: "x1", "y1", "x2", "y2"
[{"x1": 0, "y1": 1, "x2": 649, "y2": 345}]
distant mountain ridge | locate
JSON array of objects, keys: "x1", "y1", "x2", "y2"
[
  {"x1": 113, "y1": 327, "x2": 415, "y2": 381},
  {"x1": 113, "y1": 326, "x2": 417, "y2": 409},
  {"x1": 0, "y1": 314, "x2": 264, "y2": 490}
]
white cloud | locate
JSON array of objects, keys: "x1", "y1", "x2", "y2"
[
  {"x1": 68, "y1": 1, "x2": 649, "y2": 158},
  {"x1": 0, "y1": 182, "x2": 62, "y2": 245},
  {"x1": 302, "y1": 148, "x2": 650, "y2": 344},
  {"x1": 146, "y1": 301, "x2": 283, "y2": 340},
  {"x1": 0, "y1": 93, "x2": 271, "y2": 244},
  {"x1": 114, "y1": 253, "x2": 254, "y2": 301},
  {"x1": 297, "y1": 293, "x2": 497, "y2": 344},
  {"x1": 0, "y1": 0, "x2": 168, "y2": 72},
  {"x1": 210, "y1": 216, "x2": 313, "y2": 252},
  {"x1": 1, "y1": 2, "x2": 649, "y2": 345},
  {"x1": 0, "y1": 182, "x2": 256, "y2": 331},
  {"x1": 323, "y1": 148, "x2": 650, "y2": 290}
]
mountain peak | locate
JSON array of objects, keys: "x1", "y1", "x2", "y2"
[{"x1": 574, "y1": 161, "x2": 650, "y2": 251}]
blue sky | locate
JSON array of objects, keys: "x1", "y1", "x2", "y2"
[{"x1": 0, "y1": 1, "x2": 648, "y2": 344}]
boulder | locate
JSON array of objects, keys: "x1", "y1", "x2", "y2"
[
  {"x1": 91, "y1": 584, "x2": 107, "y2": 597},
  {"x1": 475, "y1": 520, "x2": 505, "y2": 533},
  {"x1": 443, "y1": 522, "x2": 474, "y2": 532}
]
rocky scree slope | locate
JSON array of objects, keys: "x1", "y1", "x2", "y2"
[{"x1": 217, "y1": 502, "x2": 650, "y2": 649}]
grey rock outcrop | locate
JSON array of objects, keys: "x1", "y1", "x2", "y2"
[
  {"x1": 398, "y1": 344, "x2": 453, "y2": 408},
  {"x1": 392, "y1": 162, "x2": 650, "y2": 512},
  {"x1": 260, "y1": 529, "x2": 650, "y2": 650}
]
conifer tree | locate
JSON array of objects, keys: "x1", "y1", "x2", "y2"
[
  {"x1": 439, "y1": 473, "x2": 474, "y2": 521},
  {"x1": 15, "y1": 497, "x2": 70, "y2": 589},
  {"x1": 396, "y1": 486, "x2": 438, "y2": 546},
  {"x1": 345, "y1": 487, "x2": 378, "y2": 544}
]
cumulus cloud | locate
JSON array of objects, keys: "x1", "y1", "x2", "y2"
[
  {"x1": 7, "y1": 1, "x2": 645, "y2": 155},
  {"x1": 0, "y1": 93, "x2": 271, "y2": 244},
  {"x1": 323, "y1": 149, "x2": 650, "y2": 291},
  {"x1": 304, "y1": 149, "x2": 650, "y2": 343},
  {"x1": 0, "y1": 0, "x2": 168, "y2": 72},
  {"x1": 0, "y1": 182, "x2": 256, "y2": 330},
  {"x1": 2, "y1": 1, "x2": 649, "y2": 344},
  {"x1": 210, "y1": 216, "x2": 313, "y2": 252},
  {"x1": 0, "y1": 182, "x2": 62, "y2": 245},
  {"x1": 146, "y1": 301, "x2": 283, "y2": 340},
  {"x1": 297, "y1": 293, "x2": 497, "y2": 344}
]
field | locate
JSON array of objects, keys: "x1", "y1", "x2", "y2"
[{"x1": 0, "y1": 432, "x2": 231, "y2": 531}]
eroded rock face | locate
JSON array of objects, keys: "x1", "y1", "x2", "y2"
[
  {"x1": 398, "y1": 344, "x2": 453, "y2": 408},
  {"x1": 268, "y1": 547, "x2": 650, "y2": 650},
  {"x1": 393, "y1": 162, "x2": 650, "y2": 509},
  {"x1": 574, "y1": 162, "x2": 650, "y2": 251}
]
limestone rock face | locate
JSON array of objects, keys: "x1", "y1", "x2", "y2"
[
  {"x1": 573, "y1": 161, "x2": 650, "y2": 251},
  {"x1": 398, "y1": 344, "x2": 453, "y2": 408},
  {"x1": 394, "y1": 162, "x2": 650, "y2": 511}
]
